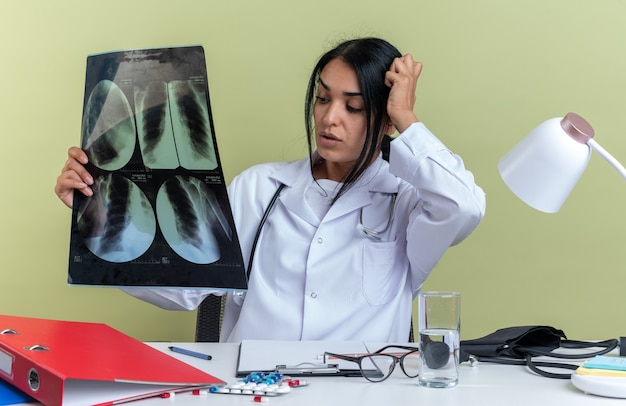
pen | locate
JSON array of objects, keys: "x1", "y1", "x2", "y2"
[{"x1": 168, "y1": 346, "x2": 212, "y2": 360}]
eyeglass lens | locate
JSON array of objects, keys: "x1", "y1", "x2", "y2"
[
  {"x1": 359, "y1": 351, "x2": 420, "y2": 382},
  {"x1": 360, "y1": 355, "x2": 395, "y2": 382},
  {"x1": 399, "y1": 351, "x2": 420, "y2": 377}
]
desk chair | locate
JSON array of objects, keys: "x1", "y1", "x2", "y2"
[
  {"x1": 196, "y1": 294, "x2": 415, "y2": 343},
  {"x1": 195, "y1": 295, "x2": 224, "y2": 342}
]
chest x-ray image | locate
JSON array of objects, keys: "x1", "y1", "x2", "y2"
[
  {"x1": 69, "y1": 46, "x2": 247, "y2": 290},
  {"x1": 133, "y1": 79, "x2": 218, "y2": 170}
]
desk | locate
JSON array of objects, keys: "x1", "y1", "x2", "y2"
[
  {"x1": 139, "y1": 342, "x2": 622, "y2": 406},
  {"x1": 15, "y1": 342, "x2": 625, "y2": 405}
]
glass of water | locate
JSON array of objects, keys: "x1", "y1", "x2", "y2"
[{"x1": 417, "y1": 291, "x2": 460, "y2": 388}]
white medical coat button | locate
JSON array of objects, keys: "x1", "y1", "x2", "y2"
[
  {"x1": 317, "y1": 238, "x2": 323, "y2": 243},
  {"x1": 310, "y1": 292, "x2": 318, "y2": 299}
]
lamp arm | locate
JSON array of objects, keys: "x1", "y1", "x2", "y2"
[{"x1": 588, "y1": 139, "x2": 626, "y2": 181}]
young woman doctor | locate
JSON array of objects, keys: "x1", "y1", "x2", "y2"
[{"x1": 55, "y1": 38, "x2": 486, "y2": 343}]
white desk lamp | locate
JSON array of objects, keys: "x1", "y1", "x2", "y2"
[
  {"x1": 498, "y1": 112, "x2": 626, "y2": 398},
  {"x1": 498, "y1": 112, "x2": 626, "y2": 213}
]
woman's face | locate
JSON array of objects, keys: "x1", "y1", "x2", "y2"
[{"x1": 313, "y1": 58, "x2": 367, "y2": 169}]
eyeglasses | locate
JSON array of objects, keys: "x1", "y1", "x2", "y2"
[{"x1": 323, "y1": 345, "x2": 419, "y2": 382}]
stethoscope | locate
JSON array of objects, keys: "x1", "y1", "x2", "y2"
[
  {"x1": 246, "y1": 184, "x2": 286, "y2": 280},
  {"x1": 357, "y1": 193, "x2": 396, "y2": 240},
  {"x1": 234, "y1": 183, "x2": 395, "y2": 301},
  {"x1": 248, "y1": 184, "x2": 396, "y2": 279},
  {"x1": 232, "y1": 184, "x2": 285, "y2": 301}
]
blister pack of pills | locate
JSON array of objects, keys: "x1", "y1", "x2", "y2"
[{"x1": 207, "y1": 372, "x2": 308, "y2": 399}]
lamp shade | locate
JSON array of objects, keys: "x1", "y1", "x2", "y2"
[{"x1": 498, "y1": 113, "x2": 594, "y2": 213}]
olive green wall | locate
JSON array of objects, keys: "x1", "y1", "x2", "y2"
[{"x1": 2, "y1": 0, "x2": 625, "y2": 342}]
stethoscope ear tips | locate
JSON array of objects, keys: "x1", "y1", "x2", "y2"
[{"x1": 357, "y1": 193, "x2": 397, "y2": 240}]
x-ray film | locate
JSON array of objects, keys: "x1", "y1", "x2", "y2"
[{"x1": 68, "y1": 46, "x2": 247, "y2": 289}]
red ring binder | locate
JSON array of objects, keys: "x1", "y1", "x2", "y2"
[{"x1": 0, "y1": 314, "x2": 224, "y2": 406}]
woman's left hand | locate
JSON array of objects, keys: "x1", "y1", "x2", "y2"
[{"x1": 384, "y1": 54, "x2": 423, "y2": 133}]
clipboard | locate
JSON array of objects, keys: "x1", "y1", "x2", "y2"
[
  {"x1": 0, "y1": 315, "x2": 224, "y2": 406},
  {"x1": 236, "y1": 340, "x2": 370, "y2": 377}
]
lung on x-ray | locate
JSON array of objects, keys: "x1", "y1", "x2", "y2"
[{"x1": 68, "y1": 46, "x2": 247, "y2": 289}]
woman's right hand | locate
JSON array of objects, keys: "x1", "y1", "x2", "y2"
[{"x1": 54, "y1": 147, "x2": 94, "y2": 208}]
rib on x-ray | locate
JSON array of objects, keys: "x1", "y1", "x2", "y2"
[
  {"x1": 168, "y1": 80, "x2": 218, "y2": 170},
  {"x1": 156, "y1": 175, "x2": 233, "y2": 264},
  {"x1": 81, "y1": 80, "x2": 136, "y2": 171},
  {"x1": 76, "y1": 173, "x2": 156, "y2": 263},
  {"x1": 134, "y1": 81, "x2": 179, "y2": 169}
]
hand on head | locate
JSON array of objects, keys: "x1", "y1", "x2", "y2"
[
  {"x1": 54, "y1": 147, "x2": 93, "y2": 208},
  {"x1": 385, "y1": 54, "x2": 423, "y2": 134}
]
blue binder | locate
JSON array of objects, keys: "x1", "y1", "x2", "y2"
[{"x1": 0, "y1": 379, "x2": 33, "y2": 405}]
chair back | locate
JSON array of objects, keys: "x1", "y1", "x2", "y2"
[{"x1": 195, "y1": 295, "x2": 224, "y2": 342}]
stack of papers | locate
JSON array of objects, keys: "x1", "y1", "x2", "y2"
[{"x1": 576, "y1": 356, "x2": 626, "y2": 377}]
